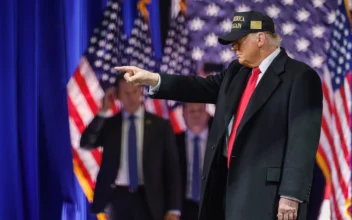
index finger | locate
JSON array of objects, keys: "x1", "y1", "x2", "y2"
[{"x1": 114, "y1": 66, "x2": 136, "y2": 72}]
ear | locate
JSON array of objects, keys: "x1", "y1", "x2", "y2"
[{"x1": 257, "y1": 32, "x2": 265, "y2": 47}]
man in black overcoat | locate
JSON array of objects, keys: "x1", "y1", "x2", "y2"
[{"x1": 115, "y1": 10, "x2": 323, "y2": 220}]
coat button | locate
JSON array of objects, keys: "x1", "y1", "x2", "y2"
[
  {"x1": 110, "y1": 184, "x2": 116, "y2": 189},
  {"x1": 202, "y1": 175, "x2": 206, "y2": 180},
  {"x1": 211, "y1": 145, "x2": 215, "y2": 150}
]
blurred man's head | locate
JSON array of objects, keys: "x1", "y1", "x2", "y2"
[
  {"x1": 183, "y1": 103, "x2": 210, "y2": 134},
  {"x1": 198, "y1": 62, "x2": 224, "y2": 78},
  {"x1": 115, "y1": 74, "x2": 143, "y2": 114}
]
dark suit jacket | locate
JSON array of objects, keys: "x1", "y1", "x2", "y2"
[
  {"x1": 175, "y1": 132, "x2": 188, "y2": 203},
  {"x1": 80, "y1": 110, "x2": 182, "y2": 220},
  {"x1": 150, "y1": 48, "x2": 323, "y2": 220}
]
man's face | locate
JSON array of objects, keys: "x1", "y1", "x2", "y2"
[
  {"x1": 117, "y1": 80, "x2": 143, "y2": 113},
  {"x1": 231, "y1": 33, "x2": 261, "y2": 67},
  {"x1": 183, "y1": 103, "x2": 209, "y2": 133}
]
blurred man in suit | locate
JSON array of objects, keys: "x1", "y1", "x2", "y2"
[
  {"x1": 114, "y1": 10, "x2": 323, "y2": 220},
  {"x1": 80, "y1": 74, "x2": 182, "y2": 220},
  {"x1": 175, "y1": 103, "x2": 210, "y2": 220}
]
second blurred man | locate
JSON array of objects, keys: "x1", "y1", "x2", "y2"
[{"x1": 176, "y1": 103, "x2": 211, "y2": 220}]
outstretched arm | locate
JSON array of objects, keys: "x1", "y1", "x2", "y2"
[
  {"x1": 149, "y1": 73, "x2": 224, "y2": 104},
  {"x1": 114, "y1": 61, "x2": 240, "y2": 104}
]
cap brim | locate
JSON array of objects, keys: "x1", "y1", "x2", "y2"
[{"x1": 218, "y1": 30, "x2": 251, "y2": 45}]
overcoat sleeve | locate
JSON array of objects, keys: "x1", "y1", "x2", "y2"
[
  {"x1": 278, "y1": 69, "x2": 323, "y2": 202},
  {"x1": 149, "y1": 60, "x2": 241, "y2": 104}
]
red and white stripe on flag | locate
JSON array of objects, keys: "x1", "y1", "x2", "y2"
[{"x1": 316, "y1": 66, "x2": 352, "y2": 220}]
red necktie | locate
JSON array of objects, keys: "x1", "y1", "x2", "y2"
[{"x1": 227, "y1": 67, "x2": 261, "y2": 168}]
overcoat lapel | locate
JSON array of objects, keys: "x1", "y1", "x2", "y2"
[
  {"x1": 224, "y1": 66, "x2": 252, "y2": 128},
  {"x1": 235, "y1": 50, "x2": 288, "y2": 140}
]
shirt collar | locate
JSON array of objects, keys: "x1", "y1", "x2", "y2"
[
  {"x1": 186, "y1": 128, "x2": 208, "y2": 140},
  {"x1": 257, "y1": 47, "x2": 281, "y2": 74},
  {"x1": 122, "y1": 105, "x2": 144, "y2": 119}
]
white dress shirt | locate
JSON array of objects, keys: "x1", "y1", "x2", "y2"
[
  {"x1": 97, "y1": 106, "x2": 145, "y2": 185},
  {"x1": 115, "y1": 106, "x2": 145, "y2": 186},
  {"x1": 185, "y1": 129, "x2": 208, "y2": 200}
]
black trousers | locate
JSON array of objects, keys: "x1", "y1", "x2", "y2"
[
  {"x1": 181, "y1": 200, "x2": 199, "y2": 220},
  {"x1": 105, "y1": 186, "x2": 153, "y2": 220}
]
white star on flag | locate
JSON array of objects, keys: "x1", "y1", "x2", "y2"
[
  {"x1": 295, "y1": 38, "x2": 310, "y2": 52},
  {"x1": 282, "y1": 0, "x2": 294, "y2": 5},
  {"x1": 236, "y1": 4, "x2": 251, "y2": 12},
  {"x1": 312, "y1": 25, "x2": 325, "y2": 38},
  {"x1": 189, "y1": 17, "x2": 205, "y2": 31},
  {"x1": 265, "y1": 5, "x2": 281, "y2": 18},
  {"x1": 310, "y1": 54, "x2": 325, "y2": 68},
  {"x1": 205, "y1": 33, "x2": 218, "y2": 47},
  {"x1": 327, "y1": 11, "x2": 336, "y2": 24},
  {"x1": 90, "y1": 37, "x2": 97, "y2": 43},
  {"x1": 206, "y1": 3, "x2": 220, "y2": 16},
  {"x1": 102, "y1": 73, "x2": 109, "y2": 81},
  {"x1": 88, "y1": 47, "x2": 95, "y2": 54},
  {"x1": 296, "y1": 8, "x2": 311, "y2": 22},
  {"x1": 220, "y1": 49, "x2": 235, "y2": 62},
  {"x1": 312, "y1": 0, "x2": 325, "y2": 8},
  {"x1": 220, "y1": 19, "x2": 233, "y2": 33},
  {"x1": 110, "y1": 12, "x2": 117, "y2": 19},
  {"x1": 282, "y1": 22, "x2": 296, "y2": 35},
  {"x1": 192, "y1": 47, "x2": 205, "y2": 60}
]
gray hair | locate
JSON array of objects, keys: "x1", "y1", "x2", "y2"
[
  {"x1": 249, "y1": 32, "x2": 282, "y2": 47},
  {"x1": 265, "y1": 32, "x2": 282, "y2": 47}
]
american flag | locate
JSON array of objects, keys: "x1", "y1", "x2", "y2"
[
  {"x1": 160, "y1": 12, "x2": 196, "y2": 76},
  {"x1": 67, "y1": 1, "x2": 188, "y2": 219},
  {"x1": 158, "y1": 6, "x2": 197, "y2": 133},
  {"x1": 316, "y1": 0, "x2": 352, "y2": 219},
  {"x1": 186, "y1": 0, "x2": 352, "y2": 219},
  {"x1": 187, "y1": 0, "x2": 337, "y2": 71},
  {"x1": 124, "y1": 6, "x2": 172, "y2": 122},
  {"x1": 66, "y1": 1, "x2": 141, "y2": 220}
]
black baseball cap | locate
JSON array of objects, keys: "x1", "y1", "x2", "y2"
[{"x1": 218, "y1": 11, "x2": 276, "y2": 45}]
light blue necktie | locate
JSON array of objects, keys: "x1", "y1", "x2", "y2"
[
  {"x1": 192, "y1": 135, "x2": 200, "y2": 201},
  {"x1": 128, "y1": 115, "x2": 138, "y2": 190}
]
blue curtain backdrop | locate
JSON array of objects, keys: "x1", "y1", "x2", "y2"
[{"x1": 0, "y1": 0, "x2": 163, "y2": 219}]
